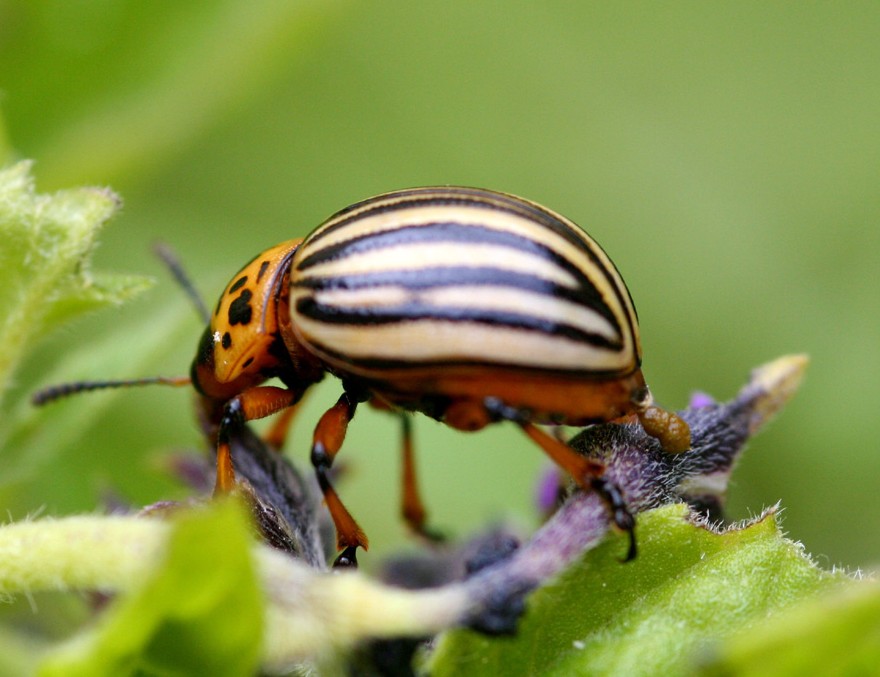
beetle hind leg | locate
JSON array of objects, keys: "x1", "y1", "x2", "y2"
[
  {"x1": 399, "y1": 414, "x2": 445, "y2": 542},
  {"x1": 483, "y1": 397, "x2": 637, "y2": 560}
]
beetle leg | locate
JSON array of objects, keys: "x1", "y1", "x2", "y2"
[
  {"x1": 399, "y1": 414, "x2": 444, "y2": 542},
  {"x1": 484, "y1": 397, "x2": 637, "y2": 559},
  {"x1": 589, "y1": 477, "x2": 637, "y2": 562},
  {"x1": 522, "y1": 421, "x2": 637, "y2": 559},
  {"x1": 311, "y1": 391, "x2": 369, "y2": 566},
  {"x1": 215, "y1": 386, "x2": 298, "y2": 495},
  {"x1": 262, "y1": 394, "x2": 308, "y2": 451}
]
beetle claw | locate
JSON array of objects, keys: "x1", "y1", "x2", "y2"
[
  {"x1": 621, "y1": 528, "x2": 637, "y2": 563},
  {"x1": 589, "y1": 476, "x2": 637, "y2": 562},
  {"x1": 333, "y1": 545, "x2": 359, "y2": 569}
]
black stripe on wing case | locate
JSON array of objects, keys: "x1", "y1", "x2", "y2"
[
  {"x1": 304, "y1": 342, "x2": 634, "y2": 380},
  {"x1": 296, "y1": 222, "x2": 615, "y2": 319},
  {"x1": 300, "y1": 186, "x2": 639, "y2": 356},
  {"x1": 294, "y1": 297, "x2": 623, "y2": 351},
  {"x1": 292, "y1": 266, "x2": 620, "y2": 333}
]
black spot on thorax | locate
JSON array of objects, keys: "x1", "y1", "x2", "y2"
[
  {"x1": 228, "y1": 289, "x2": 254, "y2": 326},
  {"x1": 256, "y1": 260, "x2": 271, "y2": 283},
  {"x1": 229, "y1": 276, "x2": 248, "y2": 293}
]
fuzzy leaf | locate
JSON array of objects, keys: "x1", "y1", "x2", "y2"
[
  {"x1": 37, "y1": 499, "x2": 263, "y2": 677},
  {"x1": 0, "y1": 161, "x2": 150, "y2": 402},
  {"x1": 0, "y1": 509, "x2": 467, "y2": 671},
  {"x1": 699, "y1": 577, "x2": 880, "y2": 676},
  {"x1": 427, "y1": 503, "x2": 852, "y2": 676}
]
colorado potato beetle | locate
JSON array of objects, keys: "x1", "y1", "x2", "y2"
[{"x1": 35, "y1": 186, "x2": 690, "y2": 566}]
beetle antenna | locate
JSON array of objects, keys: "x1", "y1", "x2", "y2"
[
  {"x1": 32, "y1": 376, "x2": 191, "y2": 406},
  {"x1": 32, "y1": 244, "x2": 202, "y2": 409},
  {"x1": 152, "y1": 241, "x2": 211, "y2": 324}
]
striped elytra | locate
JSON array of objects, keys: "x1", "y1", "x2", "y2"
[{"x1": 288, "y1": 186, "x2": 641, "y2": 383}]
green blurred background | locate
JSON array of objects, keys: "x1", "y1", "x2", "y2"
[{"x1": 1, "y1": 1, "x2": 878, "y2": 572}]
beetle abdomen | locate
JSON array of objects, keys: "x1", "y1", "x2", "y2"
[{"x1": 289, "y1": 187, "x2": 641, "y2": 379}]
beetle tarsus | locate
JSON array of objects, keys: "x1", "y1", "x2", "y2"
[
  {"x1": 590, "y1": 476, "x2": 637, "y2": 562},
  {"x1": 314, "y1": 463, "x2": 369, "y2": 554},
  {"x1": 333, "y1": 545, "x2": 359, "y2": 568}
]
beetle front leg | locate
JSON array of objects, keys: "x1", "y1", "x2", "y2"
[
  {"x1": 311, "y1": 391, "x2": 369, "y2": 567},
  {"x1": 261, "y1": 394, "x2": 308, "y2": 451},
  {"x1": 483, "y1": 397, "x2": 637, "y2": 561},
  {"x1": 214, "y1": 386, "x2": 299, "y2": 495}
]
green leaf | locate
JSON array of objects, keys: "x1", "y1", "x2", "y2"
[
  {"x1": 427, "y1": 504, "x2": 852, "y2": 677},
  {"x1": 0, "y1": 161, "x2": 150, "y2": 403},
  {"x1": 38, "y1": 499, "x2": 264, "y2": 677},
  {"x1": 700, "y1": 577, "x2": 880, "y2": 676}
]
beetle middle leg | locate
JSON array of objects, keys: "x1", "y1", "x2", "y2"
[
  {"x1": 482, "y1": 397, "x2": 637, "y2": 561},
  {"x1": 311, "y1": 390, "x2": 369, "y2": 567}
]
